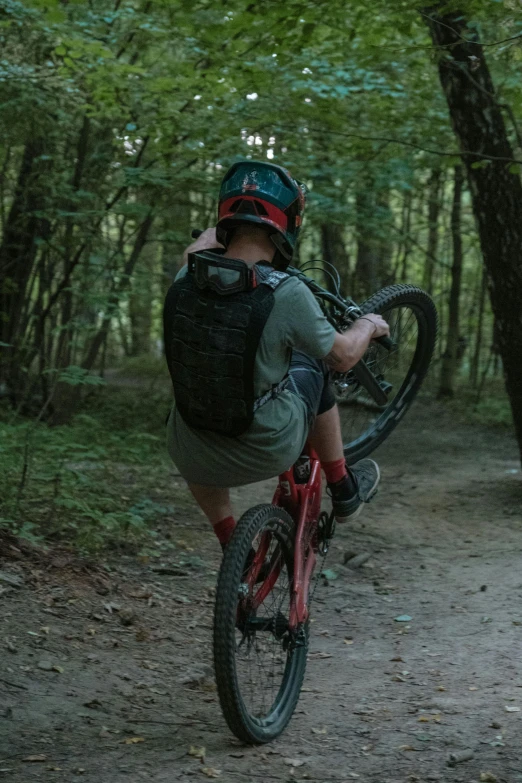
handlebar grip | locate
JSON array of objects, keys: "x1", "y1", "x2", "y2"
[
  {"x1": 376, "y1": 335, "x2": 395, "y2": 351},
  {"x1": 191, "y1": 229, "x2": 203, "y2": 239}
]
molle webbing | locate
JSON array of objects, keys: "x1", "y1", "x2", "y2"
[{"x1": 163, "y1": 261, "x2": 288, "y2": 437}]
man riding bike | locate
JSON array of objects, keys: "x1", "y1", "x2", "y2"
[{"x1": 163, "y1": 161, "x2": 390, "y2": 549}]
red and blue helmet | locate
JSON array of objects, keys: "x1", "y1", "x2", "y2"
[{"x1": 216, "y1": 161, "x2": 306, "y2": 262}]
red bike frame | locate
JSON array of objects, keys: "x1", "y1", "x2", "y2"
[{"x1": 246, "y1": 444, "x2": 323, "y2": 632}]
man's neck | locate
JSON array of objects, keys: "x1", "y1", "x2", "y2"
[{"x1": 224, "y1": 237, "x2": 275, "y2": 266}]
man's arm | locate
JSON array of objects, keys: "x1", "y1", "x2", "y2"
[{"x1": 324, "y1": 315, "x2": 390, "y2": 373}]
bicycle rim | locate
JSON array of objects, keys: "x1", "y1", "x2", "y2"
[
  {"x1": 336, "y1": 285, "x2": 437, "y2": 463},
  {"x1": 213, "y1": 504, "x2": 307, "y2": 744}
]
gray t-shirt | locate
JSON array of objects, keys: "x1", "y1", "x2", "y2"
[{"x1": 166, "y1": 268, "x2": 336, "y2": 486}]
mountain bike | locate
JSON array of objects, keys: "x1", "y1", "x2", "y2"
[{"x1": 189, "y1": 233, "x2": 437, "y2": 743}]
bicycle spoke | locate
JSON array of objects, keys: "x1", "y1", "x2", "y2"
[
  {"x1": 233, "y1": 530, "x2": 292, "y2": 719},
  {"x1": 337, "y1": 303, "x2": 422, "y2": 448}
]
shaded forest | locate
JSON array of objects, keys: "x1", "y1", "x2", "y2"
[{"x1": 1, "y1": 0, "x2": 521, "y2": 550}]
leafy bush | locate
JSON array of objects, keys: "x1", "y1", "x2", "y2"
[{"x1": 0, "y1": 385, "x2": 183, "y2": 554}]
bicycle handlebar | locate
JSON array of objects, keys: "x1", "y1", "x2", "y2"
[{"x1": 189, "y1": 229, "x2": 393, "y2": 351}]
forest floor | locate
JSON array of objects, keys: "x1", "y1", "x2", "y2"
[{"x1": 1, "y1": 399, "x2": 522, "y2": 783}]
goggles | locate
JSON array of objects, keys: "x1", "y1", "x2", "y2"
[{"x1": 188, "y1": 251, "x2": 254, "y2": 296}]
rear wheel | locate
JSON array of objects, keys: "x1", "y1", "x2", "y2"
[
  {"x1": 334, "y1": 285, "x2": 437, "y2": 463},
  {"x1": 213, "y1": 504, "x2": 307, "y2": 744}
]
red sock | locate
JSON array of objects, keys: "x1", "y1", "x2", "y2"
[
  {"x1": 322, "y1": 457, "x2": 348, "y2": 485},
  {"x1": 212, "y1": 515, "x2": 236, "y2": 547}
]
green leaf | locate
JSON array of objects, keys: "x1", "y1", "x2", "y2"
[{"x1": 471, "y1": 159, "x2": 491, "y2": 169}]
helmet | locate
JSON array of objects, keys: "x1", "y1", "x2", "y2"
[{"x1": 216, "y1": 160, "x2": 306, "y2": 263}]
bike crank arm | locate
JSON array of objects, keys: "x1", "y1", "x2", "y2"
[{"x1": 351, "y1": 359, "x2": 389, "y2": 406}]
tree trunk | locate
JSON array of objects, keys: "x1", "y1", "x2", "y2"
[
  {"x1": 320, "y1": 223, "x2": 350, "y2": 295},
  {"x1": 425, "y1": 6, "x2": 522, "y2": 460},
  {"x1": 49, "y1": 211, "x2": 156, "y2": 425},
  {"x1": 438, "y1": 166, "x2": 464, "y2": 398},
  {"x1": 422, "y1": 168, "x2": 442, "y2": 293},
  {"x1": 129, "y1": 240, "x2": 156, "y2": 356},
  {"x1": 354, "y1": 187, "x2": 392, "y2": 299},
  {"x1": 470, "y1": 266, "x2": 487, "y2": 389},
  {"x1": 0, "y1": 140, "x2": 45, "y2": 395}
]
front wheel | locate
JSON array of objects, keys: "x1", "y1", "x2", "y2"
[
  {"x1": 213, "y1": 504, "x2": 307, "y2": 744},
  {"x1": 335, "y1": 285, "x2": 437, "y2": 463}
]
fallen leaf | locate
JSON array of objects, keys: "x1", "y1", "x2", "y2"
[
  {"x1": 0, "y1": 571, "x2": 23, "y2": 588},
  {"x1": 505, "y1": 705, "x2": 520, "y2": 712},
  {"x1": 189, "y1": 746, "x2": 206, "y2": 760},
  {"x1": 141, "y1": 660, "x2": 160, "y2": 670},
  {"x1": 343, "y1": 638, "x2": 354, "y2": 645},
  {"x1": 469, "y1": 686, "x2": 478, "y2": 691},
  {"x1": 52, "y1": 665, "x2": 64, "y2": 674},
  {"x1": 480, "y1": 773, "x2": 498, "y2": 783},
  {"x1": 398, "y1": 745, "x2": 416, "y2": 752},
  {"x1": 22, "y1": 755, "x2": 47, "y2": 762},
  {"x1": 40, "y1": 626, "x2": 50, "y2": 635},
  {"x1": 390, "y1": 656, "x2": 403, "y2": 662},
  {"x1": 395, "y1": 615, "x2": 412, "y2": 622},
  {"x1": 201, "y1": 767, "x2": 221, "y2": 778},
  {"x1": 284, "y1": 758, "x2": 305, "y2": 767},
  {"x1": 104, "y1": 602, "x2": 121, "y2": 613},
  {"x1": 307, "y1": 652, "x2": 332, "y2": 659},
  {"x1": 311, "y1": 727, "x2": 327, "y2": 735},
  {"x1": 321, "y1": 569, "x2": 338, "y2": 581},
  {"x1": 123, "y1": 737, "x2": 145, "y2": 744}
]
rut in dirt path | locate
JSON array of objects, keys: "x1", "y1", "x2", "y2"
[{"x1": 1, "y1": 400, "x2": 522, "y2": 783}]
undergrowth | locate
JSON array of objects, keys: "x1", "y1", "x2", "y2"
[{"x1": 0, "y1": 384, "x2": 190, "y2": 555}]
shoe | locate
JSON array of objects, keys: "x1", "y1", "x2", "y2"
[{"x1": 328, "y1": 459, "x2": 380, "y2": 523}]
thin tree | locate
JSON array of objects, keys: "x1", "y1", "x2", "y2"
[
  {"x1": 424, "y1": 6, "x2": 522, "y2": 461},
  {"x1": 438, "y1": 166, "x2": 464, "y2": 398}
]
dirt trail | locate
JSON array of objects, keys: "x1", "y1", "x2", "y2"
[{"x1": 2, "y1": 400, "x2": 522, "y2": 783}]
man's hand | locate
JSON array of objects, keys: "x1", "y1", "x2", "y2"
[
  {"x1": 357, "y1": 313, "x2": 390, "y2": 340},
  {"x1": 183, "y1": 227, "x2": 223, "y2": 264},
  {"x1": 324, "y1": 313, "x2": 390, "y2": 373}
]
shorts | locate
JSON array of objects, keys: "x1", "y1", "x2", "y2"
[{"x1": 287, "y1": 350, "x2": 336, "y2": 427}]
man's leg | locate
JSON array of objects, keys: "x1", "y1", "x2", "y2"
[
  {"x1": 188, "y1": 483, "x2": 236, "y2": 548},
  {"x1": 289, "y1": 352, "x2": 380, "y2": 522},
  {"x1": 309, "y1": 403, "x2": 356, "y2": 491},
  {"x1": 309, "y1": 403, "x2": 344, "y2": 462}
]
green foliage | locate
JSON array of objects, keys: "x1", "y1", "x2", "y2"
[
  {"x1": 0, "y1": 386, "x2": 184, "y2": 554},
  {"x1": 56, "y1": 366, "x2": 106, "y2": 386}
]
